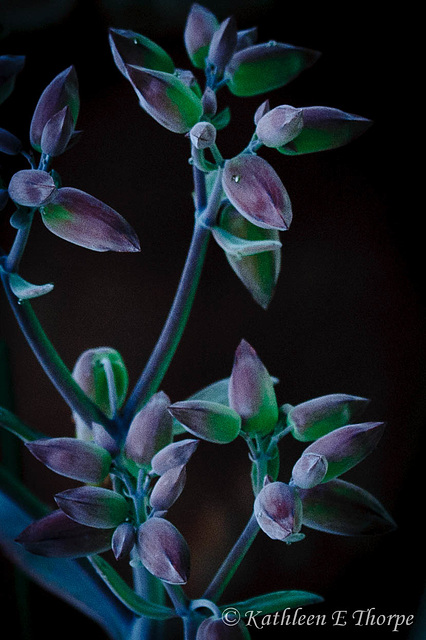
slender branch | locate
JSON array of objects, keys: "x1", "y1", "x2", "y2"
[
  {"x1": 0, "y1": 271, "x2": 116, "y2": 435},
  {"x1": 122, "y1": 167, "x2": 223, "y2": 425},
  {"x1": 202, "y1": 513, "x2": 260, "y2": 603},
  {"x1": 4, "y1": 213, "x2": 34, "y2": 274}
]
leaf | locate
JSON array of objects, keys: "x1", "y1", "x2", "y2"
[
  {"x1": 7, "y1": 271, "x2": 54, "y2": 301},
  {"x1": 212, "y1": 226, "x2": 281, "y2": 257},
  {"x1": 0, "y1": 465, "x2": 133, "y2": 640},
  {"x1": 210, "y1": 106, "x2": 231, "y2": 130},
  {"x1": 88, "y1": 555, "x2": 177, "y2": 620},
  {"x1": 0, "y1": 406, "x2": 44, "y2": 442},
  {"x1": 221, "y1": 590, "x2": 323, "y2": 615}
]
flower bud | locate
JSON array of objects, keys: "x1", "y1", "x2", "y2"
[
  {"x1": 222, "y1": 154, "x2": 292, "y2": 231},
  {"x1": 207, "y1": 16, "x2": 238, "y2": 75},
  {"x1": 40, "y1": 105, "x2": 75, "y2": 157},
  {"x1": 8, "y1": 170, "x2": 56, "y2": 208},
  {"x1": 126, "y1": 65, "x2": 203, "y2": 134},
  {"x1": 151, "y1": 438, "x2": 199, "y2": 475},
  {"x1": 235, "y1": 27, "x2": 258, "y2": 52},
  {"x1": 30, "y1": 66, "x2": 79, "y2": 152},
  {"x1": 184, "y1": 3, "x2": 219, "y2": 69},
  {"x1": 229, "y1": 339, "x2": 278, "y2": 435},
  {"x1": 254, "y1": 481, "x2": 302, "y2": 542},
  {"x1": 0, "y1": 127, "x2": 22, "y2": 155},
  {"x1": 218, "y1": 203, "x2": 281, "y2": 309},
  {"x1": 137, "y1": 517, "x2": 190, "y2": 584},
  {"x1": 190, "y1": 121, "x2": 217, "y2": 149},
  {"x1": 291, "y1": 453, "x2": 328, "y2": 489},
  {"x1": 150, "y1": 464, "x2": 186, "y2": 512},
  {"x1": 0, "y1": 55, "x2": 25, "y2": 105},
  {"x1": 40, "y1": 187, "x2": 140, "y2": 252},
  {"x1": 92, "y1": 422, "x2": 120, "y2": 456},
  {"x1": 168, "y1": 400, "x2": 241, "y2": 444},
  {"x1": 253, "y1": 99, "x2": 270, "y2": 125},
  {"x1": 299, "y1": 479, "x2": 396, "y2": 536},
  {"x1": 197, "y1": 616, "x2": 250, "y2": 639},
  {"x1": 225, "y1": 42, "x2": 321, "y2": 97},
  {"x1": 55, "y1": 486, "x2": 129, "y2": 529},
  {"x1": 72, "y1": 348, "x2": 129, "y2": 418},
  {"x1": 108, "y1": 28, "x2": 174, "y2": 78},
  {"x1": 299, "y1": 422, "x2": 385, "y2": 482},
  {"x1": 287, "y1": 393, "x2": 370, "y2": 442},
  {"x1": 15, "y1": 509, "x2": 113, "y2": 558},
  {"x1": 26, "y1": 437, "x2": 112, "y2": 484},
  {"x1": 256, "y1": 105, "x2": 304, "y2": 148},
  {"x1": 279, "y1": 106, "x2": 373, "y2": 155},
  {"x1": 124, "y1": 391, "x2": 173, "y2": 466},
  {"x1": 112, "y1": 522, "x2": 136, "y2": 560},
  {"x1": 201, "y1": 87, "x2": 217, "y2": 116}
]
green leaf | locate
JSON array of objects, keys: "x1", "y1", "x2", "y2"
[
  {"x1": 210, "y1": 106, "x2": 231, "y2": 130},
  {"x1": 7, "y1": 271, "x2": 54, "y2": 301},
  {"x1": 0, "y1": 406, "x2": 45, "y2": 442},
  {"x1": 88, "y1": 555, "x2": 177, "y2": 620},
  {"x1": 212, "y1": 226, "x2": 281, "y2": 257},
  {"x1": 221, "y1": 590, "x2": 323, "y2": 615},
  {"x1": 0, "y1": 465, "x2": 134, "y2": 639},
  {"x1": 226, "y1": 42, "x2": 320, "y2": 97}
]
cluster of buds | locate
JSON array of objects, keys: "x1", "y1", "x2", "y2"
[{"x1": 16, "y1": 347, "x2": 199, "y2": 586}]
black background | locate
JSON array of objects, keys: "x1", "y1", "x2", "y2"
[{"x1": 0, "y1": 1, "x2": 423, "y2": 639}]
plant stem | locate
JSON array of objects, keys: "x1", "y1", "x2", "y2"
[
  {"x1": 0, "y1": 271, "x2": 115, "y2": 435},
  {"x1": 122, "y1": 166, "x2": 223, "y2": 425},
  {"x1": 202, "y1": 513, "x2": 260, "y2": 603},
  {"x1": 4, "y1": 212, "x2": 34, "y2": 274}
]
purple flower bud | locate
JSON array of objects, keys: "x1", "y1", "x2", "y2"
[
  {"x1": 298, "y1": 422, "x2": 385, "y2": 482},
  {"x1": 222, "y1": 154, "x2": 292, "y2": 231},
  {"x1": 125, "y1": 65, "x2": 203, "y2": 134},
  {"x1": 40, "y1": 105, "x2": 75, "y2": 157},
  {"x1": 150, "y1": 465, "x2": 186, "y2": 512},
  {"x1": 112, "y1": 522, "x2": 136, "y2": 560},
  {"x1": 197, "y1": 616, "x2": 249, "y2": 639},
  {"x1": 30, "y1": 66, "x2": 79, "y2": 152},
  {"x1": 208, "y1": 16, "x2": 238, "y2": 75},
  {"x1": 151, "y1": 439, "x2": 199, "y2": 475},
  {"x1": 184, "y1": 3, "x2": 219, "y2": 69},
  {"x1": 26, "y1": 437, "x2": 112, "y2": 484},
  {"x1": 219, "y1": 203, "x2": 281, "y2": 309},
  {"x1": 201, "y1": 87, "x2": 217, "y2": 116},
  {"x1": 190, "y1": 121, "x2": 217, "y2": 149},
  {"x1": 15, "y1": 509, "x2": 113, "y2": 558},
  {"x1": 235, "y1": 27, "x2": 258, "y2": 52},
  {"x1": 55, "y1": 486, "x2": 129, "y2": 529},
  {"x1": 299, "y1": 479, "x2": 397, "y2": 536},
  {"x1": 287, "y1": 393, "x2": 370, "y2": 442},
  {"x1": 0, "y1": 55, "x2": 25, "y2": 104},
  {"x1": 254, "y1": 481, "x2": 302, "y2": 541},
  {"x1": 72, "y1": 347, "x2": 129, "y2": 418},
  {"x1": 0, "y1": 127, "x2": 22, "y2": 155},
  {"x1": 225, "y1": 42, "x2": 321, "y2": 97},
  {"x1": 229, "y1": 339, "x2": 278, "y2": 435},
  {"x1": 8, "y1": 170, "x2": 56, "y2": 208},
  {"x1": 137, "y1": 517, "x2": 190, "y2": 584},
  {"x1": 124, "y1": 391, "x2": 173, "y2": 466},
  {"x1": 40, "y1": 187, "x2": 140, "y2": 252},
  {"x1": 108, "y1": 28, "x2": 174, "y2": 78},
  {"x1": 291, "y1": 453, "x2": 328, "y2": 489},
  {"x1": 256, "y1": 105, "x2": 304, "y2": 148},
  {"x1": 92, "y1": 422, "x2": 120, "y2": 456},
  {"x1": 279, "y1": 106, "x2": 373, "y2": 155},
  {"x1": 253, "y1": 99, "x2": 270, "y2": 125},
  {"x1": 168, "y1": 400, "x2": 241, "y2": 444}
]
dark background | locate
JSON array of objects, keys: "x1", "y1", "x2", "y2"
[{"x1": 0, "y1": 1, "x2": 423, "y2": 639}]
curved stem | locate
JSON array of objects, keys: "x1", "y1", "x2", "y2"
[
  {"x1": 0, "y1": 271, "x2": 115, "y2": 435},
  {"x1": 122, "y1": 167, "x2": 223, "y2": 425},
  {"x1": 202, "y1": 513, "x2": 259, "y2": 603}
]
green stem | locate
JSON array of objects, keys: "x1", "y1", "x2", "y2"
[
  {"x1": 0, "y1": 271, "x2": 115, "y2": 436},
  {"x1": 122, "y1": 166, "x2": 223, "y2": 425},
  {"x1": 202, "y1": 513, "x2": 260, "y2": 603}
]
